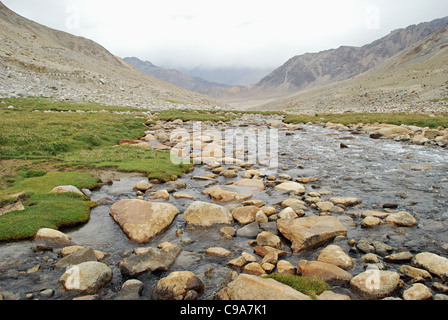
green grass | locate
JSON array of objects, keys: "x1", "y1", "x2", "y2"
[
  {"x1": 62, "y1": 145, "x2": 192, "y2": 182},
  {"x1": 284, "y1": 112, "x2": 448, "y2": 129},
  {"x1": 263, "y1": 273, "x2": 331, "y2": 300},
  {"x1": 0, "y1": 172, "x2": 100, "y2": 241},
  {"x1": 0, "y1": 97, "x2": 147, "y2": 158},
  {"x1": 153, "y1": 109, "x2": 239, "y2": 122},
  {"x1": 0, "y1": 97, "x2": 194, "y2": 240}
]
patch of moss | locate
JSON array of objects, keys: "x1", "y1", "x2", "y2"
[{"x1": 263, "y1": 273, "x2": 330, "y2": 300}]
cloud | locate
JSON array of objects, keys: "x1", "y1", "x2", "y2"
[{"x1": 3, "y1": 0, "x2": 448, "y2": 69}]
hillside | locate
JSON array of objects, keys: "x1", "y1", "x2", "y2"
[
  {"x1": 256, "y1": 23, "x2": 448, "y2": 113},
  {"x1": 0, "y1": 2, "x2": 223, "y2": 109},
  {"x1": 123, "y1": 57, "x2": 231, "y2": 95},
  {"x1": 219, "y1": 16, "x2": 448, "y2": 109}
]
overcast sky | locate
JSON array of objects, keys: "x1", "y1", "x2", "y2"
[{"x1": 3, "y1": 0, "x2": 448, "y2": 69}]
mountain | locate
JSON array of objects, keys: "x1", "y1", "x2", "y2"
[
  {"x1": 256, "y1": 22, "x2": 448, "y2": 112},
  {"x1": 180, "y1": 66, "x2": 273, "y2": 87},
  {"x1": 123, "y1": 57, "x2": 231, "y2": 94},
  {"x1": 0, "y1": 2, "x2": 223, "y2": 109},
  {"x1": 223, "y1": 16, "x2": 448, "y2": 108}
]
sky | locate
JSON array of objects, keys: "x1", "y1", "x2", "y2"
[{"x1": 3, "y1": 0, "x2": 448, "y2": 69}]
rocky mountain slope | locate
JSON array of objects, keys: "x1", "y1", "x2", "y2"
[
  {"x1": 253, "y1": 17, "x2": 448, "y2": 96},
  {"x1": 123, "y1": 57, "x2": 231, "y2": 95},
  {"x1": 257, "y1": 23, "x2": 448, "y2": 113},
  {"x1": 0, "y1": 2, "x2": 223, "y2": 109}
]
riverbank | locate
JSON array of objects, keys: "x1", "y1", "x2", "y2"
[{"x1": 1, "y1": 109, "x2": 448, "y2": 301}]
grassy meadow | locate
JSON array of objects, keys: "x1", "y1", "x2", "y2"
[{"x1": 0, "y1": 97, "x2": 192, "y2": 240}]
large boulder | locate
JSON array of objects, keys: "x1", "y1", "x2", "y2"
[
  {"x1": 184, "y1": 201, "x2": 233, "y2": 227},
  {"x1": 109, "y1": 199, "x2": 180, "y2": 243},
  {"x1": 297, "y1": 260, "x2": 353, "y2": 286},
  {"x1": 411, "y1": 252, "x2": 448, "y2": 281},
  {"x1": 59, "y1": 261, "x2": 113, "y2": 294},
  {"x1": 119, "y1": 243, "x2": 181, "y2": 277},
  {"x1": 277, "y1": 216, "x2": 347, "y2": 252},
  {"x1": 153, "y1": 271, "x2": 205, "y2": 300},
  {"x1": 350, "y1": 269, "x2": 401, "y2": 300},
  {"x1": 215, "y1": 274, "x2": 312, "y2": 300}
]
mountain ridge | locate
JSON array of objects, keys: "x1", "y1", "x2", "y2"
[{"x1": 0, "y1": 1, "x2": 223, "y2": 109}]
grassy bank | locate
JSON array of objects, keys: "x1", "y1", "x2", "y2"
[
  {"x1": 284, "y1": 112, "x2": 448, "y2": 129},
  {"x1": 0, "y1": 97, "x2": 193, "y2": 241}
]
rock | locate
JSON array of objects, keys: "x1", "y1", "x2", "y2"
[
  {"x1": 277, "y1": 216, "x2": 348, "y2": 252},
  {"x1": 411, "y1": 252, "x2": 448, "y2": 281},
  {"x1": 400, "y1": 265, "x2": 432, "y2": 280},
  {"x1": 278, "y1": 207, "x2": 298, "y2": 220},
  {"x1": 410, "y1": 163, "x2": 434, "y2": 171},
  {"x1": 109, "y1": 199, "x2": 179, "y2": 243},
  {"x1": 0, "y1": 201, "x2": 25, "y2": 215},
  {"x1": 39, "y1": 289, "x2": 55, "y2": 298},
  {"x1": 261, "y1": 251, "x2": 279, "y2": 265},
  {"x1": 50, "y1": 185, "x2": 84, "y2": 196},
  {"x1": 205, "y1": 247, "x2": 231, "y2": 257},
  {"x1": 133, "y1": 180, "x2": 154, "y2": 191},
  {"x1": 184, "y1": 201, "x2": 233, "y2": 227},
  {"x1": 215, "y1": 274, "x2": 312, "y2": 300},
  {"x1": 277, "y1": 260, "x2": 296, "y2": 275},
  {"x1": 115, "y1": 279, "x2": 144, "y2": 300},
  {"x1": 119, "y1": 243, "x2": 181, "y2": 277},
  {"x1": 384, "y1": 252, "x2": 413, "y2": 263},
  {"x1": 317, "y1": 291, "x2": 351, "y2": 300},
  {"x1": 202, "y1": 186, "x2": 253, "y2": 203},
  {"x1": 385, "y1": 211, "x2": 417, "y2": 227},
  {"x1": 281, "y1": 198, "x2": 307, "y2": 210},
  {"x1": 361, "y1": 216, "x2": 383, "y2": 228},
  {"x1": 350, "y1": 269, "x2": 401, "y2": 300},
  {"x1": 403, "y1": 283, "x2": 433, "y2": 300},
  {"x1": 59, "y1": 262, "x2": 113, "y2": 294},
  {"x1": 235, "y1": 221, "x2": 260, "y2": 238},
  {"x1": 232, "y1": 206, "x2": 259, "y2": 225},
  {"x1": 297, "y1": 260, "x2": 353, "y2": 286},
  {"x1": 233, "y1": 179, "x2": 265, "y2": 190},
  {"x1": 370, "y1": 126, "x2": 409, "y2": 139},
  {"x1": 55, "y1": 247, "x2": 97, "y2": 269},
  {"x1": 274, "y1": 181, "x2": 306, "y2": 194},
  {"x1": 254, "y1": 246, "x2": 288, "y2": 258},
  {"x1": 34, "y1": 228, "x2": 75, "y2": 246},
  {"x1": 243, "y1": 262, "x2": 266, "y2": 276},
  {"x1": 361, "y1": 210, "x2": 389, "y2": 219},
  {"x1": 150, "y1": 190, "x2": 170, "y2": 200},
  {"x1": 317, "y1": 245, "x2": 354, "y2": 270},
  {"x1": 329, "y1": 197, "x2": 362, "y2": 207},
  {"x1": 316, "y1": 201, "x2": 334, "y2": 212},
  {"x1": 153, "y1": 271, "x2": 205, "y2": 300},
  {"x1": 60, "y1": 246, "x2": 107, "y2": 260},
  {"x1": 256, "y1": 231, "x2": 282, "y2": 249},
  {"x1": 361, "y1": 253, "x2": 380, "y2": 263}
]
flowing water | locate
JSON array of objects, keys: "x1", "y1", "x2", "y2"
[{"x1": 1, "y1": 118, "x2": 447, "y2": 300}]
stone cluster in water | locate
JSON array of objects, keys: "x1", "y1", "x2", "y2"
[{"x1": 1, "y1": 115, "x2": 448, "y2": 301}]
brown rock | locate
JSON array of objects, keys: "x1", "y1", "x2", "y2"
[
  {"x1": 215, "y1": 274, "x2": 312, "y2": 300},
  {"x1": 297, "y1": 260, "x2": 353, "y2": 286},
  {"x1": 277, "y1": 216, "x2": 347, "y2": 252},
  {"x1": 184, "y1": 201, "x2": 233, "y2": 227},
  {"x1": 109, "y1": 199, "x2": 179, "y2": 243}
]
